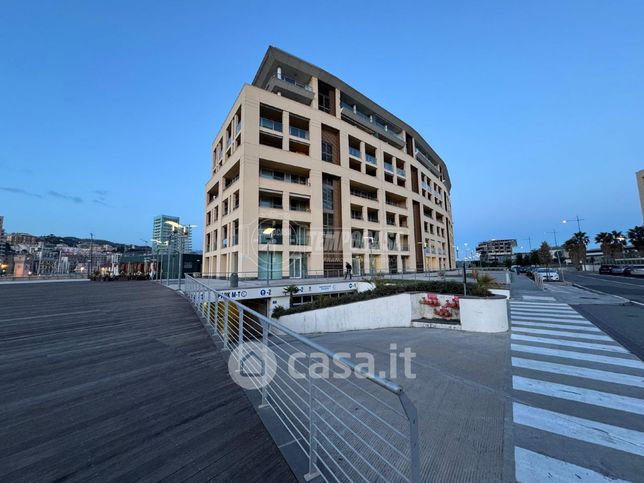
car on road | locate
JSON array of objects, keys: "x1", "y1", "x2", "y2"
[
  {"x1": 598, "y1": 264, "x2": 613, "y2": 274},
  {"x1": 535, "y1": 268, "x2": 560, "y2": 281},
  {"x1": 624, "y1": 265, "x2": 644, "y2": 276},
  {"x1": 630, "y1": 266, "x2": 644, "y2": 277},
  {"x1": 610, "y1": 265, "x2": 628, "y2": 275}
]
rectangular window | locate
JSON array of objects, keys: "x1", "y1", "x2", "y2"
[{"x1": 321, "y1": 141, "x2": 333, "y2": 162}]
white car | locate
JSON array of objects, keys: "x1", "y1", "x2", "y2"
[
  {"x1": 535, "y1": 268, "x2": 560, "y2": 281},
  {"x1": 630, "y1": 267, "x2": 644, "y2": 277}
]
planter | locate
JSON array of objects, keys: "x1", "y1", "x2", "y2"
[{"x1": 459, "y1": 295, "x2": 508, "y2": 333}]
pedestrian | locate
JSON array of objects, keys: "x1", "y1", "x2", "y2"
[{"x1": 344, "y1": 262, "x2": 352, "y2": 280}]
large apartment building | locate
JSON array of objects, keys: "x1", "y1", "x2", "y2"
[{"x1": 203, "y1": 47, "x2": 455, "y2": 279}]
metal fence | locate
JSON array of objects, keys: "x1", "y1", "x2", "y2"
[{"x1": 183, "y1": 274, "x2": 420, "y2": 482}]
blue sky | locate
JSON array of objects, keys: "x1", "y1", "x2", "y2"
[{"x1": 1, "y1": 1, "x2": 642, "y2": 253}]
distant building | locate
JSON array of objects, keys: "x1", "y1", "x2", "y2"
[
  {"x1": 7, "y1": 232, "x2": 39, "y2": 245},
  {"x1": 637, "y1": 169, "x2": 644, "y2": 224},
  {"x1": 0, "y1": 215, "x2": 6, "y2": 265},
  {"x1": 152, "y1": 215, "x2": 193, "y2": 254},
  {"x1": 476, "y1": 239, "x2": 517, "y2": 264}
]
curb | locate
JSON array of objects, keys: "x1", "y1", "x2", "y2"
[{"x1": 571, "y1": 283, "x2": 632, "y2": 305}]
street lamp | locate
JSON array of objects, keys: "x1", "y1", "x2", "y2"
[
  {"x1": 562, "y1": 216, "x2": 585, "y2": 233},
  {"x1": 263, "y1": 227, "x2": 276, "y2": 285}
]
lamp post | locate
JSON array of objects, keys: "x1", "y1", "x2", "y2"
[
  {"x1": 562, "y1": 216, "x2": 584, "y2": 233},
  {"x1": 164, "y1": 221, "x2": 196, "y2": 290},
  {"x1": 263, "y1": 227, "x2": 276, "y2": 285}
]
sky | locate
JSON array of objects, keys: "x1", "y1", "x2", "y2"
[{"x1": 1, "y1": 1, "x2": 643, "y2": 254}]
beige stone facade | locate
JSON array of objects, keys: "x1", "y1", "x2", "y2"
[{"x1": 203, "y1": 48, "x2": 455, "y2": 279}]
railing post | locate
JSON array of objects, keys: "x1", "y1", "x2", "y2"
[
  {"x1": 399, "y1": 391, "x2": 420, "y2": 482},
  {"x1": 206, "y1": 290, "x2": 213, "y2": 326},
  {"x1": 259, "y1": 319, "x2": 269, "y2": 409},
  {"x1": 223, "y1": 300, "x2": 230, "y2": 350},
  {"x1": 304, "y1": 360, "x2": 320, "y2": 481},
  {"x1": 213, "y1": 292, "x2": 220, "y2": 332},
  {"x1": 238, "y1": 306, "x2": 244, "y2": 346}
]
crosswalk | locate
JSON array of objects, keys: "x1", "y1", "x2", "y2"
[{"x1": 509, "y1": 300, "x2": 644, "y2": 482}]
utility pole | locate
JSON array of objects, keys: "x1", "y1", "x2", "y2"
[
  {"x1": 563, "y1": 216, "x2": 585, "y2": 233},
  {"x1": 522, "y1": 237, "x2": 532, "y2": 252},
  {"x1": 89, "y1": 233, "x2": 94, "y2": 277},
  {"x1": 547, "y1": 229, "x2": 565, "y2": 281}
]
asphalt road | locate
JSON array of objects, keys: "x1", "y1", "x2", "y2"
[
  {"x1": 563, "y1": 271, "x2": 644, "y2": 305},
  {"x1": 563, "y1": 271, "x2": 644, "y2": 360}
]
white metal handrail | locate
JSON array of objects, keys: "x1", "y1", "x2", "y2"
[{"x1": 182, "y1": 274, "x2": 420, "y2": 482}]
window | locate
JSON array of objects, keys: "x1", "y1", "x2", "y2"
[
  {"x1": 322, "y1": 141, "x2": 333, "y2": 162},
  {"x1": 323, "y1": 185, "x2": 333, "y2": 210},
  {"x1": 318, "y1": 93, "x2": 331, "y2": 113}
]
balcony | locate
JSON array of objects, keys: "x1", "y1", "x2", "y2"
[
  {"x1": 396, "y1": 168, "x2": 406, "y2": 178},
  {"x1": 350, "y1": 188, "x2": 377, "y2": 202},
  {"x1": 367, "y1": 216, "x2": 379, "y2": 223},
  {"x1": 384, "y1": 162, "x2": 394, "y2": 173},
  {"x1": 260, "y1": 117, "x2": 283, "y2": 132},
  {"x1": 289, "y1": 126, "x2": 309, "y2": 140},
  {"x1": 340, "y1": 102, "x2": 405, "y2": 149},
  {"x1": 365, "y1": 153, "x2": 377, "y2": 166},
  {"x1": 415, "y1": 149, "x2": 441, "y2": 177},
  {"x1": 266, "y1": 74, "x2": 315, "y2": 105},
  {"x1": 349, "y1": 146, "x2": 362, "y2": 159},
  {"x1": 387, "y1": 242, "x2": 398, "y2": 251}
]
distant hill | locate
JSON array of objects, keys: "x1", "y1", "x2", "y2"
[{"x1": 40, "y1": 234, "x2": 148, "y2": 251}]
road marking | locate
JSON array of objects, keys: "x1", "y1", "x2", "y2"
[
  {"x1": 513, "y1": 327, "x2": 613, "y2": 341},
  {"x1": 510, "y1": 309, "x2": 584, "y2": 320},
  {"x1": 511, "y1": 305, "x2": 579, "y2": 315},
  {"x1": 512, "y1": 357, "x2": 644, "y2": 388},
  {"x1": 511, "y1": 315, "x2": 594, "y2": 325},
  {"x1": 512, "y1": 322, "x2": 601, "y2": 332},
  {"x1": 511, "y1": 334, "x2": 628, "y2": 354},
  {"x1": 511, "y1": 344, "x2": 644, "y2": 369},
  {"x1": 512, "y1": 301, "x2": 569, "y2": 307},
  {"x1": 514, "y1": 447, "x2": 628, "y2": 483},
  {"x1": 513, "y1": 376, "x2": 644, "y2": 416},
  {"x1": 513, "y1": 402, "x2": 644, "y2": 457},
  {"x1": 522, "y1": 296, "x2": 557, "y2": 301},
  {"x1": 573, "y1": 274, "x2": 644, "y2": 289}
]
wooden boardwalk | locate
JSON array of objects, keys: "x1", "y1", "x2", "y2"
[{"x1": 0, "y1": 281, "x2": 294, "y2": 482}]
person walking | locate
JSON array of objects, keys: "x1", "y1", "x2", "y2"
[{"x1": 344, "y1": 261, "x2": 352, "y2": 280}]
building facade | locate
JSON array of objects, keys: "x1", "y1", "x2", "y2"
[
  {"x1": 203, "y1": 47, "x2": 455, "y2": 279},
  {"x1": 476, "y1": 239, "x2": 517, "y2": 264},
  {"x1": 152, "y1": 215, "x2": 193, "y2": 254}
]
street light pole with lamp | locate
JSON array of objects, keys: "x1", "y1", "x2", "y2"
[
  {"x1": 262, "y1": 226, "x2": 276, "y2": 285},
  {"x1": 562, "y1": 215, "x2": 585, "y2": 233},
  {"x1": 164, "y1": 221, "x2": 196, "y2": 290}
]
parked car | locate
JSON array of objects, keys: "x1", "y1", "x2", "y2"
[
  {"x1": 598, "y1": 265, "x2": 613, "y2": 274},
  {"x1": 535, "y1": 268, "x2": 560, "y2": 281},
  {"x1": 611, "y1": 266, "x2": 628, "y2": 275},
  {"x1": 630, "y1": 266, "x2": 644, "y2": 277},
  {"x1": 625, "y1": 265, "x2": 644, "y2": 276}
]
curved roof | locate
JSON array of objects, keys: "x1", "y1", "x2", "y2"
[{"x1": 252, "y1": 46, "x2": 452, "y2": 191}]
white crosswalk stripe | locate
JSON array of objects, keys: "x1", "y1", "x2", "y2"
[
  {"x1": 512, "y1": 321, "x2": 602, "y2": 332},
  {"x1": 509, "y1": 301, "x2": 644, "y2": 481},
  {"x1": 511, "y1": 334, "x2": 629, "y2": 354}
]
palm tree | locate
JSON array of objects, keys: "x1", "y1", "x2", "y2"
[
  {"x1": 564, "y1": 232, "x2": 588, "y2": 269},
  {"x1": 610, "y1": 230, "x2": 626, "y2": 259},
  {"x1": 627, "y1": 226, "x2": 644, "y2": 254},
  {"x1": 594, "y1": 232, "x2": 613, "y2": 258}
]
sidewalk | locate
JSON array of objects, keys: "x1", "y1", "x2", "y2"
[{"x1": 510, "y1": 274, "x2": 623, "y2": 305}]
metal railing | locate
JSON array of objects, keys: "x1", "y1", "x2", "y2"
[
  {"x1": 260, "y1": 117, "x2": 283, "y2": 132},
  {"x1": 365, "y1": 153, "x2": 377, "y2": 166},
  {"x1": 289, "y1": 125, "x2": 310, "y2": 140},
  {"x1": 349, "y1": 146, "x2": 362, "y2": 158},
  {"x1": 275, "y1": 73, "x2": 313, "y2": 92},
  {"x1": 183, "y1": 275, "x2": 420, "y2": 482}
]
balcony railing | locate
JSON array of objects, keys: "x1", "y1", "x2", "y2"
[
  {"x1": 260, "y1": 117, "x2": 283, "y2": 132},
  {"x1": 351, "y1": 212, "x2": 363, "y2": 220},
  {"x1": 387, "y1": 242, "x2": 398, "y2": 251},
  {"x1": 367, "y1": 216, "x2": 379, "y2": 223},
  {"x1": 384, "y1": 162, "x2": 394, "y2": 173},
  {"x1": 396, "y1": 168, "x2": 406, "y2": 178},
  {"x1": 340, "y1": 102, "x2": 404, "y2": 146},
  {"x1": 385, "y1": 199, "x2": 405, "y2": 208},
  {"x1": 352, "y1": 240, "x2": 364, "y2": 249},
  {"x1": 276, "y1": 73, "x2": 313, "y2": 92},
  {"x1": 290, "y1": 235, "x2": 310, "y2": 246},
  {"x1": 349, "y1": 146, "x2": 362, "y2": 158},
  {"x1": 235, "y1": 122, "x2": 242, "y2": 136},
  {"x1": 350, "y1": 188, "x2": 377, "y2": 201},
  {"x1": 386, "y1": 219, "x2": 396, "y2": 226},
  {"x1": 289, "y1": 126, "x2": 309, "y2": 140},
  {"x1": 365, "y1": 153, "x2": 377, "y2": 166}
]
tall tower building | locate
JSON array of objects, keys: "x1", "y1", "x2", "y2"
[
  {"x1": 152, "y1": 215, "x2": 193, "y2": 253},
  {"x1": 203, "y1": 47, "x2": 455, "y2": 279}
]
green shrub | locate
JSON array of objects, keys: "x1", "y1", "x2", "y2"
[{"x1": 271, "y1": 279, "x2": 491, "y2": 318}]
